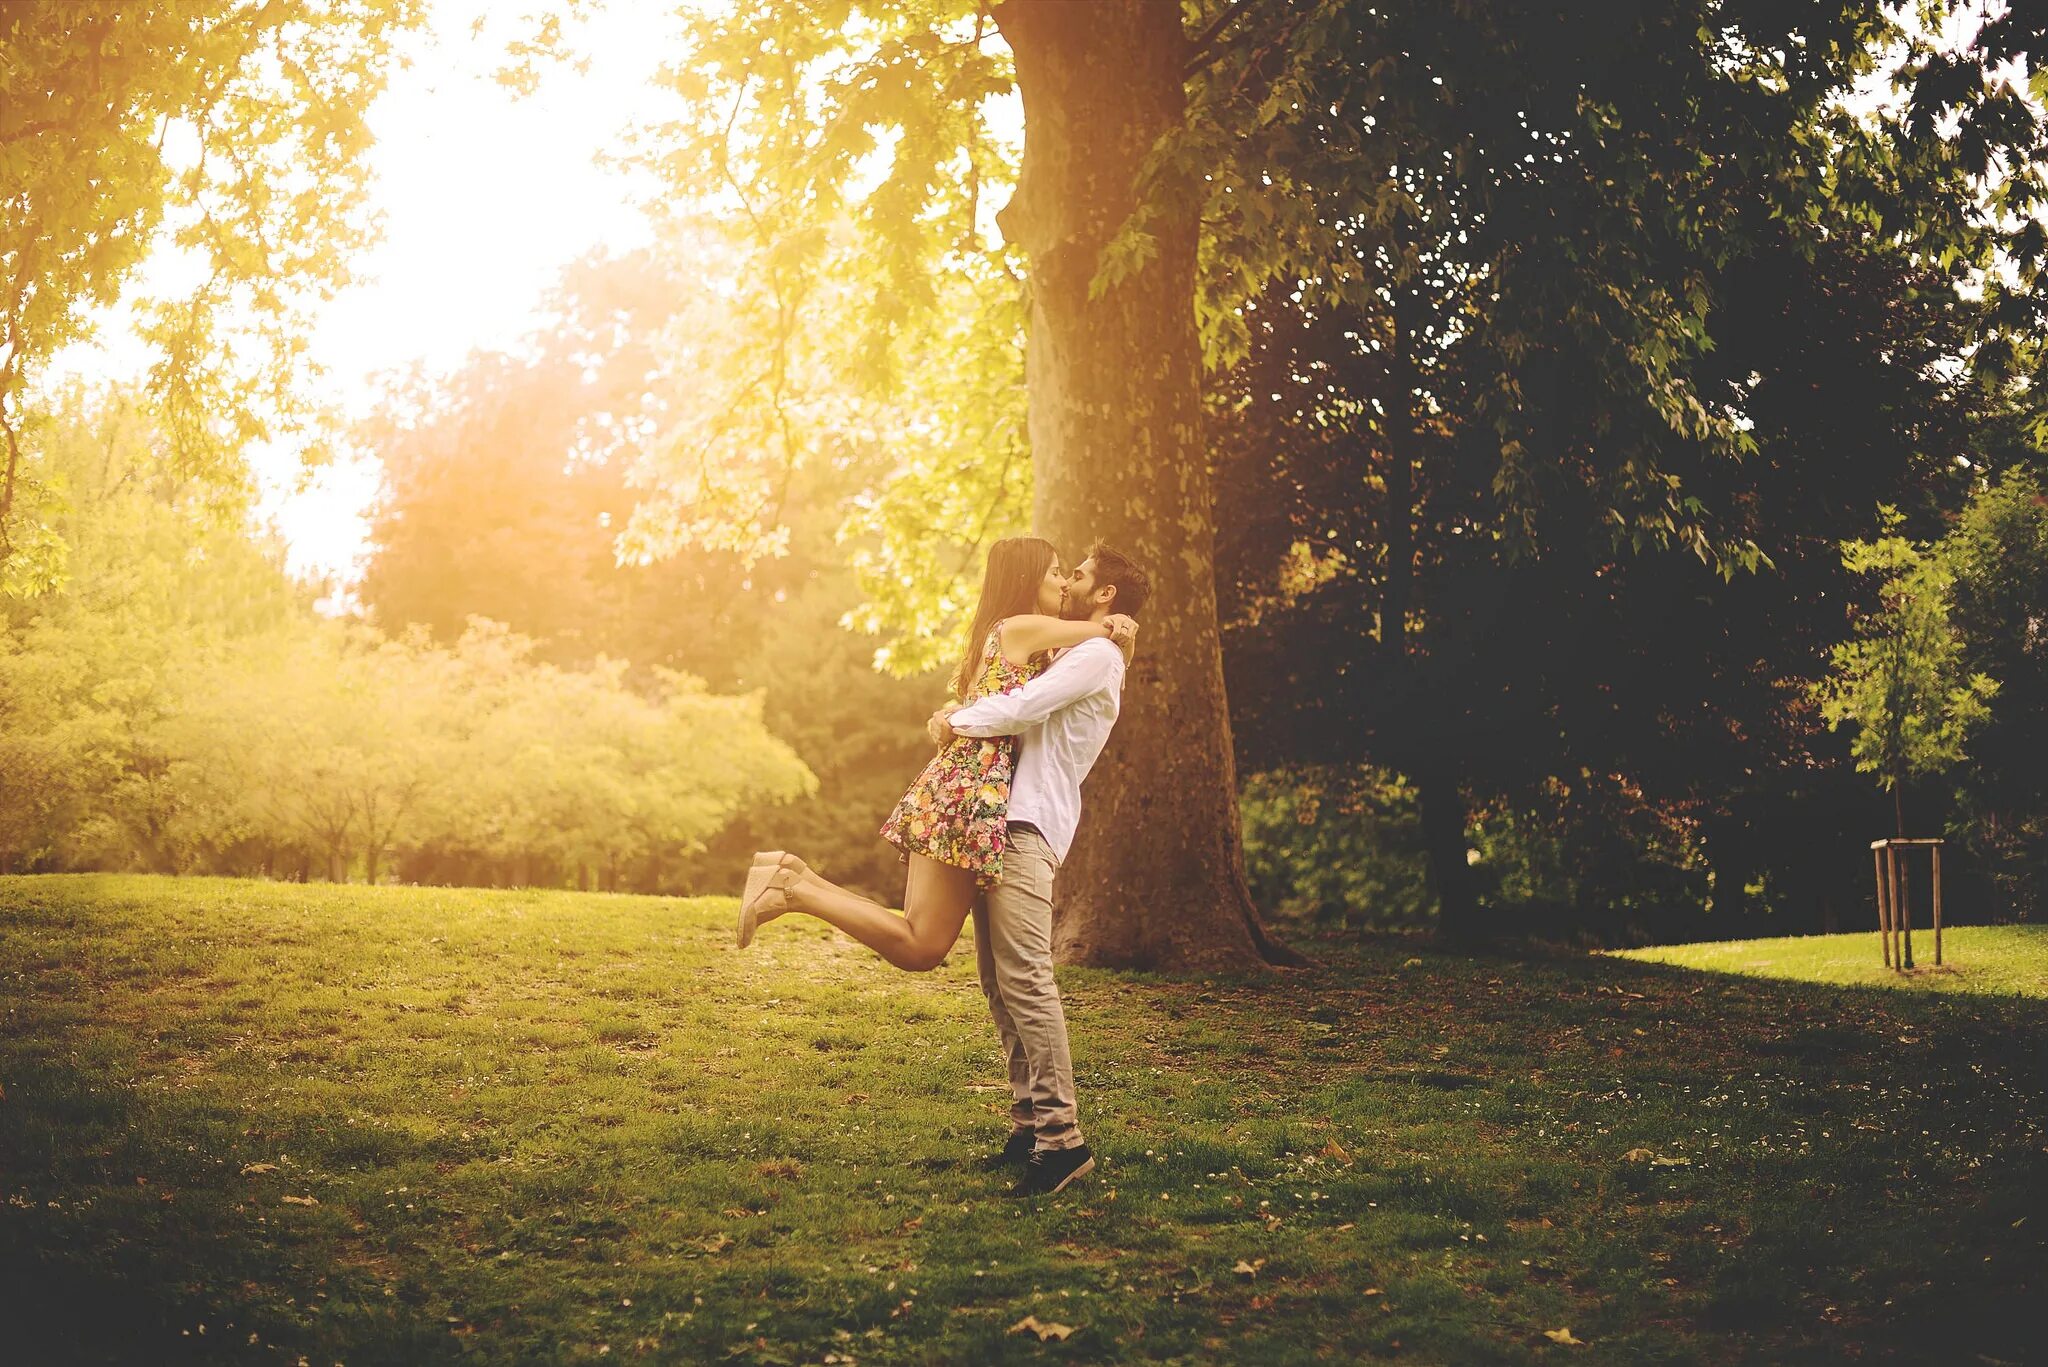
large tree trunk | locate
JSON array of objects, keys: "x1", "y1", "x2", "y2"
[{"x1": 995, "y1": 0, "x2": 1296, "y2": 971}]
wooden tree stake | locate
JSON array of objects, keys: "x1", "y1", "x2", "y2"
[
  {"x1": 1874, "y1": 846, "x2": 1892, "y2": 969},
  {"x1": 1931, "y1": 844, "x2": 1943, "y2": 967},
  {"x1": 1869, "y1": 838, "x2": 1945, "y2": 973}
]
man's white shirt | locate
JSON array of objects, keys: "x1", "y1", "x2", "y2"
[{"x1": 945, "y1": 635, "x2": 1124, "y2": 864}]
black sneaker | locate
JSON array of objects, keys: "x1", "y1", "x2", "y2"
[
  {"x1": 980, "y1": 1129, "x2": 1036, "y2": 1171},
  {"x1": 1007, "y1": 1143, "x2": 1095, "y2": 1198}
]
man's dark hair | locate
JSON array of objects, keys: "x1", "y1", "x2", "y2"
[{"x1": 1086, "y1": 540, "x2": 1151, "y2": 618}]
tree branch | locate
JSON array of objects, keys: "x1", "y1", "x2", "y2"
[{"x1": 1183, "y1": 0, "x2": 1270, "y2": 76}]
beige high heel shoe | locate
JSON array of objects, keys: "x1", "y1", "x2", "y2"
[
  {"x1": 752, "y1": 849, "x2": 811, "y2": 879},
  {"x1": 737, "y1": 861, "x2": 800, "y2": 949}
]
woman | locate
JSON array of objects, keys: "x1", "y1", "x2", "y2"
[{"x1": 734, "y1": 536, "x2": 1135, "y2": 969}]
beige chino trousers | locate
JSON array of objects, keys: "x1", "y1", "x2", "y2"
[{"x1": 972, "y1": 828, "x2": 1084, "y2": 1151}]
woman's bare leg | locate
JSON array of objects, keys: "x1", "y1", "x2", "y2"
[{"x1": 763, "y1": 854, "x2": 977, "y2": 971}]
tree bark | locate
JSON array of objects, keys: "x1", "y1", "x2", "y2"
[
  {"x1": 995, "y1": 0, "x2": 1296, "y2": 970},
  {"x1": 1416, "y1": 762, "x2": 1478, "y2": 941}
]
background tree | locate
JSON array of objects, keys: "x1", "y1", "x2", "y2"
[
  {"x1": 1187, "y1": 0, "x2": 2040, "y2": 937},
  {"x1": 1, "y1": 0, "x2": 424, "y2": 592},
  {"x1": 0, "y1": 385, "x2": 813, "y2": 886},
  {"x1": 1813, "y1": 513, "x2": 1998, "y2": 838},
  {"x1": 1945, "y1": 466, "x2": 2048, "y2": 919},
  {"x1": 355, "y1": 244, "x2": 940, "y2": 896}
]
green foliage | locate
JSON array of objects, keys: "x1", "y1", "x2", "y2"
[
  {"x1": 0, "y1": 386, "x2": 313, "y2": 872},
  {"x1": 1942, "y1": 465, "x2": 2048, "y2": 916},
  {"x1": 619, "y1": 2, "x2": 2048, "y2": 677},
  {"x1": 617, "y1": 1, "x2": 1032, "y2": 670},
  {"x1": 1463, "y1": 779, "x2": 1710, "y2": 941},
  {"x1": 1812, "y1": 509, "x2": 1998, "y2": 819},
  {"x1": 1238, "y1": 768, "x2": 1434, "y2": 931},
  {"x1": 0, "y1": 387, "x2": 813, "y2": 884},
  {"x1": 1200, "y1": 4, "x2": 2047, "y2": 935},
  {"x1": 0, "y1": 0, "x2": 425, "y2": 592},
  {"x1": 352, "y1": 244, "x2": 940, "y2": 895},
  {"x1": 1169, "y1": 2, "x2": 2045, "y2": 574}
]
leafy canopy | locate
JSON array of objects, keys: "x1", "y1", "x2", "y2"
[
  {"x1": 1, "y1": 0, "x2": 424, "y2": 595},
  {"x1": 1813, "y1": 509, "x2": 1998, "y2": 803}
]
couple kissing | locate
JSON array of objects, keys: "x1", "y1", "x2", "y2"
[{"x1": 736, "y1": 536, "x2": 1150, "y2": 1198}]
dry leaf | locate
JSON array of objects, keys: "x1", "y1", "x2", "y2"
[
  {"x1": 698, "y1": 1234, "x2": 733, "y2": 1254},
  {"x1": 240, "y1": 1163, "x2": 279, "y2": 1176},
  {"x1": 1319, "y1": 1139, "x2": 1352, "y2": 1163},
  {"x1": 1008, "y1": 1315, "x2": 1076, "y2": 1341},
  {"x1": 280, "y1": 1195, "x2": 318, "y2": 1206},
  {"x1": 1362, "y1": 1287, "x2": 1383, "y2": 1297},
  {"x1": 1622, "y1": 1148, "x2": 1656, "y2": 1163},
  {"x1": 1232, "y1": 1259, "x2": 1266, "y2": 1279},
  {"x1": 1649, "y1": 1155, "x2": 1692, "y2": 1168},
  {"x1": 1543, "y1": 1327, "x2": 1586, "y2": 1346}
]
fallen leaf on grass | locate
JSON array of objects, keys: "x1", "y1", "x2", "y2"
[
  {"x1": 1232, "y1": 1259, "x2": 1266, "y2": 1279},
  {"x1": 697, "y1": 1234, "x2": 733, "y2": 1254},
  {"x1": 1362, "y1": 1287, "x2": 1383, "y2": 1297},
  {"x1": 1319, "y1": 1139, "x2": 1352, "y2": 1164},
  {"x1": 1623, "y1": 1146, "x2": 1693, "y2": 1168},
  {"x1": 280, "y1": 1195, "x2": 318, "y2": 1206},
  {"x1": 1544, "y1": 1327, "x2": 1586, "y2": 1346},
  {"x1": 239, "y1": 1163, "x2": 279, "y2": 1176},
  {"x1": 1009, "y1": 1316, "x2": 1076, "y2": 1341},
  {"x1": 1402, "y1": 957, "x2": 1424, "y2": 969}
]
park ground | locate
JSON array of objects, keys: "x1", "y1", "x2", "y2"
[
  {"x1": 1, "y1": 875, "x2": 2043, "y2": 1365},
  {"x1": 1613, "y1": 925, "x2": 2048, "y2": 998}
]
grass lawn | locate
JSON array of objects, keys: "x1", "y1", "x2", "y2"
[
  {"x1": 1612, "y1": 925, "x2": 2048, "y2": 999},
  {"x1": 2, "y1": 875, "x2": 2043, "y2": 1365}
]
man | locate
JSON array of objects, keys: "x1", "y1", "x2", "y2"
[{"x1": 933, "y1": 541, "x2": 1151, "y2": 1198}]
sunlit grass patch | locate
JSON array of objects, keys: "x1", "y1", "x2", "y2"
[
  {"x1": 1610, "y1": 924, "x2": 2048, "y2": 998},
  {"x1": 1, "y1": 875, "x2": 2042, "y2": 1364}
]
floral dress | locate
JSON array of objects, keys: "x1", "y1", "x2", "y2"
[{"x1": 879, "y1": 620, "x2": 1042, "y2": 887}]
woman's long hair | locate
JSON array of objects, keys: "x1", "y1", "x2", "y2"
[{"x1": 952, "y1": 536, "x2": 1058, "y2": 699}]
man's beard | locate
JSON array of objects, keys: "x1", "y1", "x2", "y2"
[{"x1": 1058, "y1": 587, "x2": 1087, "y2": 621}]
